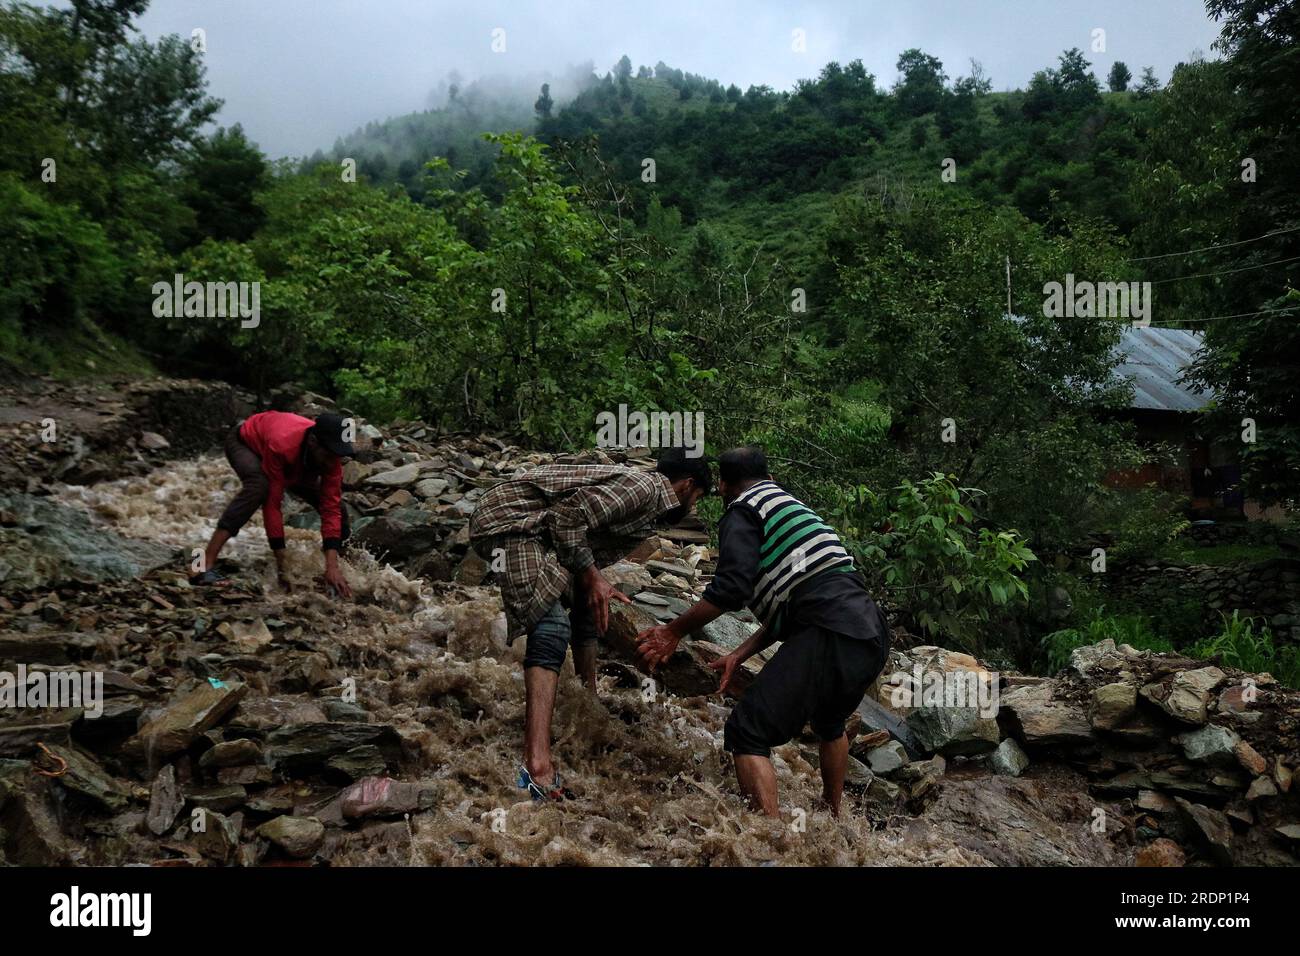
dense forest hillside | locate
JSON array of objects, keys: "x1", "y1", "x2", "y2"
[{"x1": 2, "y1": 0, "x2": 1297, "y2": 667}]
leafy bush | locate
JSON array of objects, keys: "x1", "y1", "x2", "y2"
[
  {"x1": 1104, "y1": 485, "x2": 1191, "y2": 562},
  {"x1": 827, "y1": 472, "x2": 1037, "y2": 653},
  {"x1": 0, "y1": 173, "x2": 123, "y2": 366},
  {"x1": 1187, "y1": 612, "x2": 1300, "y2": 689}
]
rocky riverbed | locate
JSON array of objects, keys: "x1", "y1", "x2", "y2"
[{"x1": 0, "y1": 378, "x2": 1296, "y2": 867}]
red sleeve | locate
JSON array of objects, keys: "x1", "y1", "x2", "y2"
[
  {"x1": 319, "y1": 459, "x2": 344, "y2": 551},
  {"x1": 261, "y1": 455, "x2": 287, "y2": 550}
]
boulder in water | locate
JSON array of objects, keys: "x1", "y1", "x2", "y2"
[{"x1": 0, "y1": 494, "x2": 175, "y2": 593}]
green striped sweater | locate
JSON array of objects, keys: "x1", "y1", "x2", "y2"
[{"x1": 730, "y1": 480, "x2": 856, "y2": 626}]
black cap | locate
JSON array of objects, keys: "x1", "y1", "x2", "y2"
[{"x1": 312, "y1": 413, "x2": 355, "y2": 458}]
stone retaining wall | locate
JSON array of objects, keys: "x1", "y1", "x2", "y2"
[{"x1": 1101, "y1": 558, "x2": 1300, "y2": 644}]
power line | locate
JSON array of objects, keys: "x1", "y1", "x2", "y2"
[
  {"x1": 1169, "y1": 306, "x2": 1300, "y2": 325},
  {"x1": 1148, "y1": 254, "x2": 1300, "y2": 285},
  {"x1": 1124, "y1": 224, "x2": 1300, "y2": 263}
]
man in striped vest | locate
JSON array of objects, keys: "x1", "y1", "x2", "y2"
[{"x1": 637, "y1": 446, "x2": 890, "y2": 817}]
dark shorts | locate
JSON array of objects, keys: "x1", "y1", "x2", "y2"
[
  {"x1": 724, "y1": 623, "x2": 888, "y2": 758},
  {"x1": 522, "y1": 600, "x2": 599, "y2": 673}
]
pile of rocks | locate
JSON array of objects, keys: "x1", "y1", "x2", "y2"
[
  {"x1": 0, "y1": 376, "x2": 247, "y2": 491},
  {"x1": 0, "y1": 562, "x2": 436, "y2": 865},
  {"x1": 842, "y1": 639, "x2": 1300, "y2": 866}
]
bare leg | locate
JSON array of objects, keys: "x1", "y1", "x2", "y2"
[
  {"x1": 819, "y1": 733, "x2": 849, "y2": 817},
  {"x1": 572, "y1": 643, "x2": 597, "y2": 691},
  {"x1": 523, "y1": 665, "x2": 560, "y2": 783},
  {"x1": 201, "y1": 528, "x2": 232, "y2": 573},
  {"x1": 734, "y1": 754, "x2": 780, "y2": 817}
]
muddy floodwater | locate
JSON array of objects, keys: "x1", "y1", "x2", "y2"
[{"x1": 42, "y1": 455, "x2": 1022, "y2": 866}]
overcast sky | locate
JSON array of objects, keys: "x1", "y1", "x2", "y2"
[{"x1": 118, "y1": 0, "x2": 1226, "y2": 158}]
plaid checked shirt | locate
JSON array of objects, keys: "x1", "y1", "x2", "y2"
[{"x1": 468, "y1": 464, "x2": 678, "y2": 640}]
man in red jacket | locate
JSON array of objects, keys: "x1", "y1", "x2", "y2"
[{"x1": 191, "y1": 411, "x2": 354, "y2": 598}]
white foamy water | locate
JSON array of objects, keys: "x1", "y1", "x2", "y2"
[{"x1": 46, "y1": 455, "x2": 991, "y2": 866}]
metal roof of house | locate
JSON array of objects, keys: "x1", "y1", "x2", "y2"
[{"x1": 1113, "y1": 326, "x2": 1214, "y2": 412}]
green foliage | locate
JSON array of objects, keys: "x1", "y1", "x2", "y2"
[
  {"x1": 821, "y1": 186, "x2": 1139, "y2": 551},
  {"x1": 179, "y1": 124, "x2": 269, "y2": 243},
  {"x1": 1149, "y1": 4, "x2": 1300, "y2": 501},
  {"x1": 1041, "y1": 610, "x2": 1174, "y2": 673},
  {"x1": 1188, "y1": 612, "x2": 1300, "y2": 690},
  {"x1": 1102, "y1": 485, "x2": 1191, "y2": 562},
  {"x1": 826, "y1": 473, "x2": 1037, "y2": 652},
  {"x1": 1163, "y1": 540, "x2": 1285, "y2": 567},
  {"x1": 0, "y1": 172, "x2": 122, "y2": 364},
  {"x1": 1107, "y1": 61, "x2": 1132, "y2": 93}
]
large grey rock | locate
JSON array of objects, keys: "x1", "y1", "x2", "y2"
[
  {"x1": 999, "y1": 682, "x2": 1094, "y2": 748},
  {"x1": 1173, "y1": 797, "x2": 1233, "y2": 866},
  {"x1": 365, "y1": 463, "x2": 420, "y2": 487},
  {"x1": 856, "y1": 696, "x2": 922, "y2": 759},
  {"x1": 1141, "y1": 667, "x2": 1225, "y2": 726},
  {"x1": 0, "y1": 494, "x2": 175, "y2": 593},
  {"x1": 990, "y1": 738, "x2": 1030, "y2": 777},
  {"x1": 324, "y1": 745, "x2": 389, "y2": 782},
  {"x1": 257, "y1": 815, "x2": 324, "y2": 858},
  {"x1": 413, "y1": 477, "x2": 448, "y2": 499},
  {"x1": 908, "y1": 704, "x2": 1000, "y2": 756},
  {"x1": 1176, "y1": 724, "x2": 1241, "y2": 767},
  {"x1": 844, "y1": 756, "x2": 875, "y2": 789},
  {"x1": 186, "y1": 784, "x2": 247, "y2": 813},
  {"x1": 146, "y1": 764, "x2": 183, "y2": 836},
  {"x1": 265, "y1": 722, "x2": 403, "y2": 776},
  {"x1": 602, "y1": 561, "x2": 654, "y2": 595},
  {"x1": 1069, "y1": 639, "x2": 1123, "y2": 677},
  {"x1": 339, "y1": 776, "x2": 438, "y2": 819},
  {"x1": 124, "y1": 681, "x2": 248, "y2": 763},
  {"x1": 698, "y1": 614, "x2": 759, "y2": 652},
  {"x1": 1090, "y1": 682, "x2": 1138, "y2": 731},
  {"x1": 866, "y1": 740, "x2": 910, "y2": 774},
  {"x1": 45, "y1": 744, "x2": 130, "y2": 813},
  {"x1": 190, "y1": 809, "x2": 240, "y2": 865},
  {"x1": 353, "y1": 506, "x2": 442, "y2": 560},
  {"x1": 199, "y1": 738, "x2": 263, "y2": 769}
]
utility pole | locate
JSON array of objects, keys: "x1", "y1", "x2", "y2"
[{"x1": 1005, "y1": 255, "x2": 1012, "y2": 317}]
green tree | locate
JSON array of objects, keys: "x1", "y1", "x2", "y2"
[
  {"x1": 533, "y1": 82, "x2": 553, "y2": 119},
  {"x1": 180, "y1": 124, "x2": 269, "y2": 243},
  {"x1": 1108, "y1": 60, "x2": 1132, "y2": 92},
  {"x1": 1186, "y1": 0, "x2": 1300, "y2": 500},
  {"x1": 1135, "y1": 66, "x2": 1160, "y2": 96},
  {"x1": 893, "y1": 48, "x2": 946, "y2": 116},
  {"x1": 822, "y1": 188, "x2": 1140, "y2": 551}
]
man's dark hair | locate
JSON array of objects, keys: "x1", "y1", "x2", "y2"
[
  {"x1": 719, "y1": 446, "x2": 770, "y2": 485},
  {"x1": 654, "y1": 447, "x2": 713, "y2": 496}
]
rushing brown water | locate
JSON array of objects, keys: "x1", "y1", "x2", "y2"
[{"x1": 51, "y1": 456, "x2": 994, "y2": 866}]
